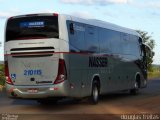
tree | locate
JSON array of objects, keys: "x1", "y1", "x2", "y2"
[{"x1": 137, "y1": 30, "x2": 155, "y2": 72}]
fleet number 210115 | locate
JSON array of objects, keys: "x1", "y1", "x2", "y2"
[{"x1": 24, "y1": 70, "x2": 42, "y2": 76}]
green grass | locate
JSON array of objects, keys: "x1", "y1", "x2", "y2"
[
  {"x1": 148, "y1": 71, "x2": 160, "y2": 79},
  {"x1": 0, "y1": 64, "x2": 5, "y2": 86},
  {"x1": 148, "y1": 65, "x2": 160, "y2": 79}
]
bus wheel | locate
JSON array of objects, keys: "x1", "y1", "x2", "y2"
[
  {"x1": 90, "y1": 81, "x2": 99, "y2": 104},
  {"x1": 37, "y1": 99, "x2": 58, "y2": 105},
  {"x1": 130, "y1": 80, "x2": 139, "y2": 95}
]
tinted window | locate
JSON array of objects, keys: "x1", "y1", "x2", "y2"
[
  {"x1": 6, "y1": 16, "x2": 59, "y2": 42},
  {"x1": 100, "y1": 29, "x2": 121, "y2": 54},
  {"x1": 68, "y1": 22, "x2": 85, "y2": 52},
  {"x1": 121, "y1": 33, "x2": 130, "y2": 54},
  {"x1": 85, "y1": 25, "x2": 99, "y2": 53},
  {"x1": 99, "y1": 28, "x2": 111, "y2": 53},
  {"x1": 129, "y1": 35, "x2": 141, "y2": 57}
]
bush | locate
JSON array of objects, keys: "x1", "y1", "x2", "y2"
[
  {"x1": 0, "y1": 64, "x2": 5, "y2": 86},
  {"x1": 148, "y1": 65, "x2": 160, "y2": 79}
]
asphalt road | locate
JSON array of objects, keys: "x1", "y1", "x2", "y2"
[{"x1": 0, "y1": 79, "x2": 160, "y2": 120}]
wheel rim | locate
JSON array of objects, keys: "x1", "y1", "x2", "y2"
[
  {"x1": 134, "y1": 81, "x2": 139, "y2": 94},
  {"x1": 144, "y1": 80, "x2": 147, "y2": 86},
  {"x1": 93, "y1": 86, "x2": 98, "y2": 102},
  {"x1": 135, "y1": 81, "x2": 138, "y2": 89}
]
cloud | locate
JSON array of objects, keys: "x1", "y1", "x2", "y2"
[
  {"x1": 128, "y1": 1, "x2": 160, "y2": 9},
  {"x1": 60, "y1": 0, "x2": 132, "y2": 5},
  {"x1": 70, "y1": 11, "x2": 95, "y2": 19},
  {"x1": 147, "y1": 2, "x2": 160, "y2": 9},
  {"x1": 0, "y1": 11, "x2": 20, "y2": 19},
  {"x1": 103, "y1": 11, "x2": 118, "y2": 18},
  {"x1": 150, "y1": 11, "x2": 160, "y2": 17},
  {"x1": 0, "y1": 12, "x2": 12, "y2": 19},
  {"x1": 60, "y1": 0, "x2": 160, "y2": 9}
]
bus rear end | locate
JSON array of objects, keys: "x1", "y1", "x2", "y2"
[{"x1": 4, "y1": 14, "x2": 69, "y2": 100}]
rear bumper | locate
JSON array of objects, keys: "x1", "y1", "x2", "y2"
[{"x1": 5, "y1": 81, "x2": 70, "y2": 99}]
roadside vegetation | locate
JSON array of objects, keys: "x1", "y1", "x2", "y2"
[
  {"x1": 0, "y1": 64, "x2": 5, "y2": 91},
  {"x1": 137, "y1": 30, "x2": 155, "y2": 72},
  {"x1": 148, "y1": 65, "x2": 160, "y2": 79},
  {"x1": 0, "y1": 64, "x2": 5, "y2": 86},
  {"x1": 137, "y1": 31, "x2": 160, "y2": 79}
]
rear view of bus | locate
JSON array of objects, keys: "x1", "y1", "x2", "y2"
[{"x1": 4, "y1": 14, "x2": 68, "y2": 102}]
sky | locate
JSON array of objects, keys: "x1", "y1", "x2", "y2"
[{"x1": 0, "y1": 0, "x2": 160, "y2": 64}]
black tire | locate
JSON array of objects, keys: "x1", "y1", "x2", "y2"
[
  {"x1": 90, "y1": 82, "x2": 99, "y2": 105},
  {"x1": 74, "y1": 98, "x2": 82, "y2": 103},
  {"x1": 130, "y1": 80, "x2": 139, "y2": 95},
  {"x1": 37, "y1": 99, "x2": 58, "y2": 105}
]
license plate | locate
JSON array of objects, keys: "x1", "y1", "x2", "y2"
[{"x1": 28, "y1": 88, "x2": 38, "y2": 93}]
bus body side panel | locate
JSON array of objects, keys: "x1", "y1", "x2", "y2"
[
  {"x1": 66, "y1": 19, "x2": 145, "y2": 98},
  {"x1": 68, "y1": 54, "x2": 89, "y2": 97}
]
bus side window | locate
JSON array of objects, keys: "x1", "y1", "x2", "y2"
[
  {"x1": 68, "y1": 22, "x2": 85, "y2": 52},
  {"x1": 85, "y1": 25, "x2": 99, "y2": 53}
]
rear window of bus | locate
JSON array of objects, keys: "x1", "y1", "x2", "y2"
[{"x1": 6, "y1": 16, "x2": 59, "y2": 42}]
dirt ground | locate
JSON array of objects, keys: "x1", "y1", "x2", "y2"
[{"x1": 0, "y1": 79, "x2": 160, "y2": 120}]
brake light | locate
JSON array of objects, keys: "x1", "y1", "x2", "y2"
[
  {"x1": 54, "y1": 59, "x2": 67, "y2": 84},
  {"x1": 8, "y1": 17, "x2": 13, "y2": 20},
  {"x1": 53, "y1": 13, "x2": 58, "y2": 17},
  {"x1": 5, "y1": 61, "x2": 13, "y2": 85}
]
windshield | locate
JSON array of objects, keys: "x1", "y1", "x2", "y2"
[{"x1": 6, "y1": 16, "x2": 59, "y2": 42}]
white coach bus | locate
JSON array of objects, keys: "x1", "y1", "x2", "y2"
[{"x1": 4, "y1": 13, "x2": 149, "y2": 104}]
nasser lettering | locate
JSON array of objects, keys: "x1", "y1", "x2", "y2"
[{"x1": 89, "y1": 57, "x2": 108, "y2": 67}]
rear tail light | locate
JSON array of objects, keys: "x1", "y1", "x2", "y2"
[
  {"x1": 54, "y1": 59, "x2": 67, "y2": 84},
  {"x1": 5, "y1": 61, "x2": 13, "y2": 85},
  {"x1": 53, "y1": 13, "x2": 58, "y2": 17},
  {"x1": 8, "y1": 17, "x2": 13, "y2": 20}
]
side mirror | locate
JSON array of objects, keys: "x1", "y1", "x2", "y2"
[{"x1": 70, "y1": 23, "x2": 74, "y2": 34}]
